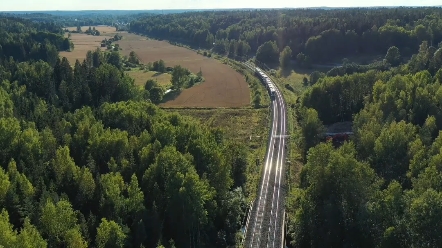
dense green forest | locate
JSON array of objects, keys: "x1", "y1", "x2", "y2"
[
  {"x1": 291, "y1": 27, "x2": 442, "y2": 248},
  {"x1": 0, "y1": 16, "x2": 249, "y2": 248},
  {"x1": 0, "y1": 17, "x2": 71, "y2": 63},
  {"x1": 130, "y1": 8, "x2": 442, "y2": 64}
]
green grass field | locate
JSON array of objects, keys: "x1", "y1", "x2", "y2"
[
  {"x1": 276, "y1": 70, "x2": 310, "y2": 100},
  {"x1": 126, "y1": 69, "x2": 172, "y2": 88}
]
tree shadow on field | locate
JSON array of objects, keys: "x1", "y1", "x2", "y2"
[
  {"x1": 264, "y1": 62, "x2": 280, "y2": 70},
  {"x1": 161, "y1": 89, "x2": 182, "y2": 103},
  {"x1": 291, "y1": 65, "x2": 329, "y2": 75},
  {"x1": 279, "y1": 68, "x2": 293, "y2": 77}
]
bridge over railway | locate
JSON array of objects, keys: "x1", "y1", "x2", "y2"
[{"x1": 243, "y1": 62, "x2": 288, "y2": 248}]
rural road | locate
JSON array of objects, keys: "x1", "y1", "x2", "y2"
[{"x1": 243, "y1": 63, "x2": 288, "y2": 248}]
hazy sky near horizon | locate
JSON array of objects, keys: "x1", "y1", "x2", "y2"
[{"x1": 0, "y1": 0, "x2": 440, "y2": 11}]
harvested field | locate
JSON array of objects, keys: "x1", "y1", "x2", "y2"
[
  {"x1": 64, "y1": 26, "x2": 118, "y2": 36},
  {"x1": 62, "y1": 30, "x2": 250, "y2": 107},
  {"x1": 60, "y1": 26, "x2": 120, "y2": 64},
  {"x1": 116, "y1": 33, "x2": 250, "y2": 108},
  {"x1": 59, "y1": 32, "x2": 106, "y2": 65},
  {"x1": 126, "y1": 70, "x2": 172, "y2": 88}
]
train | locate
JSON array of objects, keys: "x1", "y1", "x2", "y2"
[{"x1": 254, "y1": 67, "x2": 276, "y2": 100}]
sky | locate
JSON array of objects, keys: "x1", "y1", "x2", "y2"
[{"x1": 0, "y1": 0, "x2": 440, "y2": 11}]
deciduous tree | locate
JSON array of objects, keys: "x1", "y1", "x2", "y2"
[
  {"x1": 256, "y1": 41, "x2": 279, "y2": 64},
  {"x1": 96, "y1": 218, "x2": 127, "y2": 248},
  {"x1": 280, "y1": 46, "x2": 292, "y2": 69},
  {"x1": 385, "y1": 46, "x2": 401, "y2": 66}
]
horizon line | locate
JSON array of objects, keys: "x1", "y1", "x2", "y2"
[{"x1": 1, "y1": 5, "x2": 441, "y2": 12}]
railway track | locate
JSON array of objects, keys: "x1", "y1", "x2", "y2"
[{"x1": 243, "y1": 62, "x2": 287, "y2": 248}]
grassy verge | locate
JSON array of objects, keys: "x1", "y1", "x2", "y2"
[{"x1": 165, "y1": 108, "x2": 270, "y2": 201}]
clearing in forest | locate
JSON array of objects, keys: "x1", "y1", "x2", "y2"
[{"x1": 116, "y1": 33, "x2": 250, "y2": 108}]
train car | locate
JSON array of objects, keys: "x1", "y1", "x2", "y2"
[
  {"x1": 269, "y1": 88, "x2": 276, "y2": 99},
  {"x1": 255, "y1": 67, "x2": 275, "y2": 99},
  {"x1": 262, "y1": 76, "x2": 268, "y2": 84},
  {"x1": 255, "y1": 68, "x2": 263, "y2": 78},
  {"x1": 263, "y1": 76, "x2": 269, "y2": 84},
  {"x1": 266, "y1": 79, "x2": 272, "y2": 88}
]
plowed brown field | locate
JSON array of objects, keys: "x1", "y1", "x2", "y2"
[{"x1": 116, "y1": 34, "x2": 250, "y2": 108}]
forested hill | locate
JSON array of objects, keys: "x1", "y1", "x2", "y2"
[
  {"x1": 130, "y1": 8, "x2": 442, "y2": 64},
  {"x1": 0, "y1": 17, "x2": 248, "y2": 247}
]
